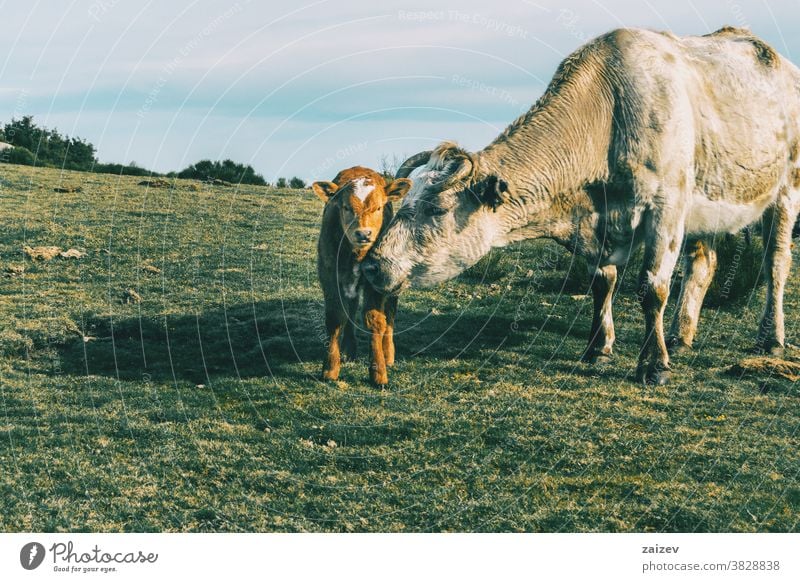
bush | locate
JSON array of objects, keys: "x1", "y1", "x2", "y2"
[
  {"x1": 289, "y1": 177, "x2": 306, "y2": 189},
  {"x1": 2, "y1": 146, "x2": 36, "y2": 166},
  {"x1": 93, "y1": 162, "x2": 157, "y2": 177},
  {"x1": 177, "y1": 159, "x2": 266, "y2": 186},
  {"x1": 2, "y1": 116, "x2": 97, "y2": 170},
  {"x1": 276, "y1": 177, "x2": 287, "y2": 189}
]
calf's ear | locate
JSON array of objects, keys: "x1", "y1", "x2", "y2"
[
  {"x1": 312, "y1": 181, "x2": 339, "y2": 202},
  {"x1": 476, "y1": 175, "x2": 510, "y2": 212},
  {"x1": 385, "y1": 178, "x2": 412, "y2": 202}
]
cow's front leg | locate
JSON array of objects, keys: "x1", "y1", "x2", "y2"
[
  {"x1": 582, "y1": 264, "x2": 617, "y2": 364},
  {"x1": 667, "y1": 238, "x2": 717, "y2": 354},
  {"x1": 637, "y1": 216, "x2": 684, "y2": 385}
]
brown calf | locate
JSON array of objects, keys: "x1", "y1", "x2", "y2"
[{"x1": 312, "y1": 166, "x2": 411, "y2": 387}]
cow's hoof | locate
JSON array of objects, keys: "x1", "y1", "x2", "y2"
[
  {"x1": 648, "y1": 369, "x2": 672, "y2": 386},
  {"x1": 582, "y1": 351, "x2": 612, "y2": 365},
  {"x1": 768, "y1": 345, "x2": 785, "y2": 358},
  {"x1": 636, "y1": 366, "x2": 671, "y2": 386},
  {"x1": 751, "y1": 343, "x2": 785, "y2": 357},
  {"x1": 666, "y1": 337, "x2": 691, "y2": 355},
  {"x1": 322, "y1": 369, "x2": 339, "y2": 382}
]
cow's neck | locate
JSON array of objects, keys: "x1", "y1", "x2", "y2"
[{"x1": 479, "y1": 61, "x2": 613, "y2": 248}]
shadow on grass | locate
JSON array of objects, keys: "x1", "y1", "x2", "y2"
[{"x1": 53, "y1": 299, "x2": 579, "y2": 384}]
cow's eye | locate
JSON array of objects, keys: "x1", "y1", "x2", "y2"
[{"x1": 422, "y1": 205, "x2": 448, "y2": 218}]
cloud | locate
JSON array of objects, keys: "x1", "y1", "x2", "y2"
[{"x1": 2, "y1": 0, "x2": 799, "y2": 179}]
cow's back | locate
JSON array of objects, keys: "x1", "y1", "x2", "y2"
[{"x1": 600, "y1": 27, "x2": 800, "y2": 219}]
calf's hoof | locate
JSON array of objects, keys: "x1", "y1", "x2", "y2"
[
  {"x1": 322, "y1": 369, "x2": 339, "y2": 382},
  {"x1": 370, "y1": 370, "x2": 389, "y2": 389}
]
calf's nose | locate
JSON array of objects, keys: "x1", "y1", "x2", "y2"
[{"x1": 354, "y1": 228, "x2": 373, "y2": 243}]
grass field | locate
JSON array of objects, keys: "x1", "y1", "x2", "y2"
[{"x1": 0, "y1": 163, "x2": 797, "y2": 532}]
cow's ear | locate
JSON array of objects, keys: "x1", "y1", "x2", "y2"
[
  {"x1": 311, "y1": 181, "x2": 338, "y2": 202},
  {"x1": 478, "y1": 175, "x2": 510, "y2": 212},
  {"x1": 385, "y1": 178, "x2": 412, "y2": 202}
]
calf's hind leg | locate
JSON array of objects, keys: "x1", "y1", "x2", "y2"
[
  {"x1": 340, "y1": 297, "x2": 358, "y2": 361},
  {"x1": 322, "y1": 304, "x2": 345, "y2": 381},
  {"x1": 667, "y1": 238, "x2": 717, "y2": 353}
]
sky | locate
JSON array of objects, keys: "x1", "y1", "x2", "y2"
[{"x1": 1, "y1": 0, "x2": 799, "y2": 182}]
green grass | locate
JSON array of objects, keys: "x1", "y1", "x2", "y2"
[{"x1": 0, "y1": 163, "x2": 797, "y2": 532}]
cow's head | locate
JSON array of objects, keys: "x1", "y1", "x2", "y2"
[
  {"x1": 312, "y1": 166, "x2": 412, "y2": 255},
  {"x1": 362, "y1": 143, "x2": 511, "y2": 293}
]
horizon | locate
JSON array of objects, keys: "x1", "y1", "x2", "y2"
[{"x1": 2, "y1": 0, "x2": 798, "y2": 182}]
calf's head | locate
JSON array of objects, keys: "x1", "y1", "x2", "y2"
[
  {"x1": 312, "y1": 166, "x2": 411, "y2": 256},
  {"x1": 362, "y1": 143, "x2": 511, "y2": 293}
]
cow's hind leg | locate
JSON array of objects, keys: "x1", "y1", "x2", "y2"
[
  {"x1": 637, "y1": 212, "x2": 684, "y2": 385},
  {"x1": 756, "y1": 198, "x2": 799, "y2": 355},
  {"x1": 667, "y1": 238, "x2": 717, "y2": 354},
  {"x1": 582, "y1": 265, "x2": 617, "y2": 364}
]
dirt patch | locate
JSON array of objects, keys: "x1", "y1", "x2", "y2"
[
  {"x1": 728, "y1": 357, "x2": 800, "y2": 382},
  {"x1": 24, "y1": 245, "x2": 62, "y2": 261},
  {"x1": 59, "y1": 248, "x2": 87, "y2": 259},
  {"x1": 23, "y1": 246, "x2": 87, "y2": 261},
  {"x1": 54, "y1": 185, "x2": 82, "y2": 193}
]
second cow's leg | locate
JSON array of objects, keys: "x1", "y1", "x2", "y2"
[
  {"x1": 637, "y1": 211, "x2": 684, "y2": 385},
  {"x1": 757, "y1": 203, "x2": 797, "y2": 355},
  {"x1": 667, "y1": 238, "x2": 717, "y2": 353},
  {"x1": 582, "y1": 265, "x2": 617, "y2": 364}
]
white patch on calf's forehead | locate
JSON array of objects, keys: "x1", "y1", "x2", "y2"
[{"x1": 351, "y1": 177, "x2": 375, "y2": 202}]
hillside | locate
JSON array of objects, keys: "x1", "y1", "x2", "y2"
[{"x1": 0, "y1": 163, "x2": 797, "y2": 532}]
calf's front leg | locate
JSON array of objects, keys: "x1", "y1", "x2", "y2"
[{"x1": 364, "y1": 289, "x2": 389, "y2": 388}]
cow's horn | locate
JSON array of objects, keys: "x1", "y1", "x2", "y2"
[{"x1": 395, "y1": 150, "x2": 432, "y2": 179}]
